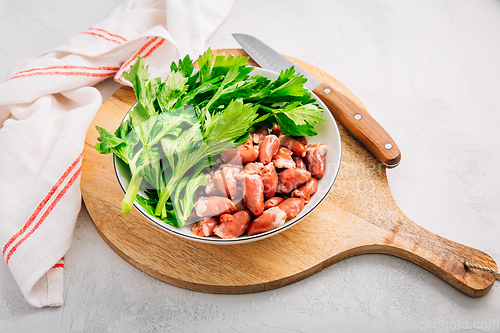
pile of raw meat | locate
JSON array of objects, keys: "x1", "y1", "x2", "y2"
[{"x1": 191, "y1": 124, "x2": 328, "y2": 239}]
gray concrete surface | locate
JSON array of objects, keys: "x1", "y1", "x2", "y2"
[{"x1": 1, "y1": 0, "x2": 499, "y2": 332}]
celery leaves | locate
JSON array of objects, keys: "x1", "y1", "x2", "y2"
[{"x1": 95, "y1": 49, "x2": 325, "y2": 227}]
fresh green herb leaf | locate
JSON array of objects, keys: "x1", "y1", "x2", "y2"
[
  {"x1": 123, "y1": 56, "x2": 161, "y2": 117},
  {"x1": 171, "y1": 174, "x2": 206, "y2": 227},
  {"x1": 198, "y1": 49, "x2": 214, "y2": 84},
  {"x1": 136, "y1": 194, "x2": 176, "y2": 224},
  {"x1": 94, "y1": 126, "x2": 125, "y2": 157},
  {"x1": 123, "y1": 55, "x2": 150, "y2": 102},
  {"x1": 205, "y1": 99, "x2": 259, "y2": 145},
  {"x1": 157, "y1": 71, "x2": 189, "y2": 112},
  {"x1": 275, "y1": 113, "x2": 318, "y2": 136},
  {"x1": 96, "y1": 50, "x2": 326, "y2": 227},
  {"x1": 278, "y1": 102, "x2": 324, "y2": 126}
]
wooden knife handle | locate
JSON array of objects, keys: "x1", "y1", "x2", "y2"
[{"x1": 313, "y1": 82, "x2": 401, "y2": 168}]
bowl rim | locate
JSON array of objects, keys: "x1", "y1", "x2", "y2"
[{"x1": 113, "y1": 66, "x2": 342, "y2": 244}]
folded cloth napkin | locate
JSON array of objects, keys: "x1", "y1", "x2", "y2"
[{"x1": 0, "y1": 0, "x2": 234, "y2": 308}]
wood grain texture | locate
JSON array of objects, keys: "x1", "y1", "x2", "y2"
[
  {"x1": 313, "y1": 82, "x2": 401, "y2": 167},
  {"x1": 81, "y1": 49, "x2": 497, "y2": 297}
]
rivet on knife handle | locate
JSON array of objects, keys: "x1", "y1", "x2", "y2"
[{"x1": 313, "y1": 82, "x2": 401, "y2": 168}]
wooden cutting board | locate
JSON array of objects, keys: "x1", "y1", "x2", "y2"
[{"x1": 81, "y1": 49, "x2": 497, "y2": 297}]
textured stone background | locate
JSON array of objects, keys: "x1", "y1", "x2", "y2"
[{"x1": 1, "y1": 0, "x2": 499, "y2": 332}]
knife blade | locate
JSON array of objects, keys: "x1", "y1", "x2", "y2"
[{"x1": 232, "y1": 33, "x2": 401, "y2": 168}]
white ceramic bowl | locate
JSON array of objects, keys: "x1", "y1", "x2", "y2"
[{"x1": 114, "y1": 67, "x2": 342, "y2": 244}]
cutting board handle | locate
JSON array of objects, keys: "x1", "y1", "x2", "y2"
[{"x1": 361, "y1": 216, "x2": 497, "y2": 297}]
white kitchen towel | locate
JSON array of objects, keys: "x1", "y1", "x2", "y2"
[{"x1": 0, "y1": 0, "x2": 234, "y2": 308}]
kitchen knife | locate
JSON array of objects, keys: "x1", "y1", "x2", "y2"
[{"x1": 233, "y1": 33, "x2": 401, "y2": 168}]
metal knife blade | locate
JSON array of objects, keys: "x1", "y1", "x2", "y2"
[{"x1": 232, "y1": 33, "x2": 401, "y2": 168}]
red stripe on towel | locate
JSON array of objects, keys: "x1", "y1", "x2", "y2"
[
  {"x1": 115, "y1": 37, "x2": 160, "y2": 82},
  {"x1": 77, "y1": 31, "x2": 123, "y2": 44},
  {"x1": 14, "y1": 65, "x2": 120, "y2": 76},
  {"x1": 121, "y1": 37, "x2": 158, "y2": 68},
  {"x1": 53, "y1": 257, "x2": 65, "y2": 268},
  {"x1": 6, "y1": 167, "x2": 82, "y2": 265},
  {"x1": 2, "y1": 153, "x2": 82, "y2": 257},
  {"x1": 142, "y1": 38, "x2": 165, "y2": 59},
  {"x1": 10, "y1": 71, "x2": 116, "y2": 80},
  {"x1": 88, "y1": 28, "x2": 127, "y2": 42}
]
